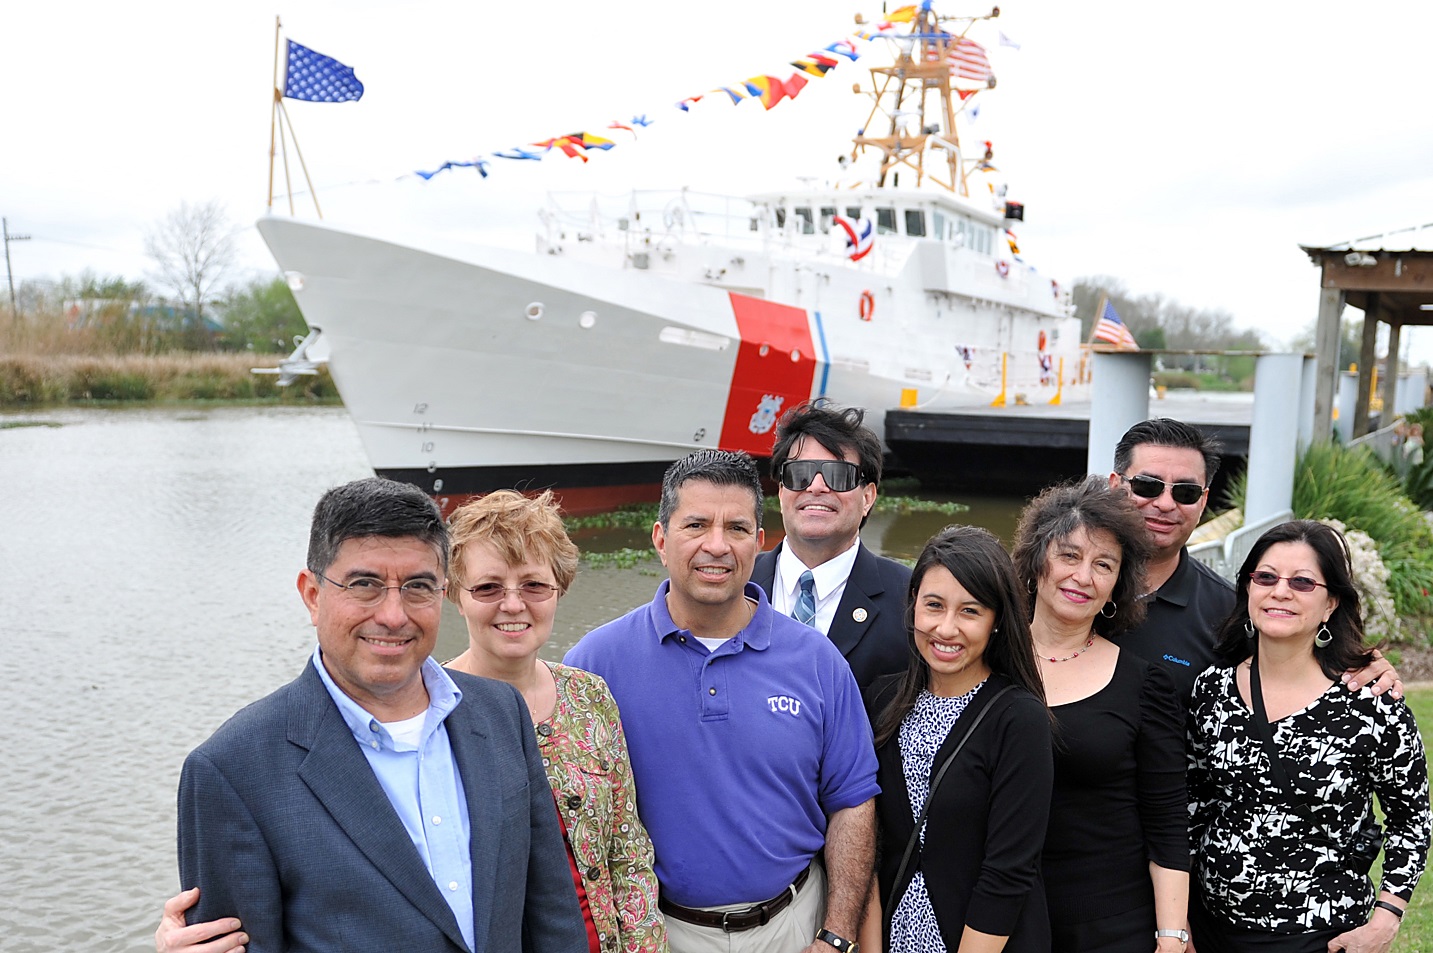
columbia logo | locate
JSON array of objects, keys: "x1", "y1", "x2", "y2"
[{"x1": 1163, "y1": 654, "x2": 1192, "y2": 667}]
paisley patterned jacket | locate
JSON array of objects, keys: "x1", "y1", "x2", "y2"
[{"x1": 539, "y1": 662, "x2": 668, "y2": 953}]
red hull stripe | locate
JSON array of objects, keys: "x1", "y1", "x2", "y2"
[{"x1": 718, "y1": 292, "x2": 819, "y2": 455}]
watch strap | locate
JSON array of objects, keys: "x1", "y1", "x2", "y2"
[
  {"x1": 1155, "y1": 929, "x2": 1190, "y2": 943},
  {"x1": 1373, "y1": 900, "x2": 1405, "y2": 919},
  {"x1": 815, "y1": 928, "x2": 859, "y2": 953}
]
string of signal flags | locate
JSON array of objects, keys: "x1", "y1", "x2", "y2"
[{"x1": 271, "y1": 3, "x2": 1017, "y2": 191}]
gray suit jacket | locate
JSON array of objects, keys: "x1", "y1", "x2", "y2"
[
  {"x1": 178, "y1": 661, "x2": 586, "y2": 953},
  {"x1": 752, "y1": 540, "x2": 911, "y2": 692}
]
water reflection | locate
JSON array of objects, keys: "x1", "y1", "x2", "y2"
[{"x1": 0, "y1": 405, "x2": 1028, "y2": 952}]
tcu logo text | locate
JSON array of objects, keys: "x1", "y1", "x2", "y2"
[{"x1": 767, "y1": 695, "x2": 803, "y2": 716}]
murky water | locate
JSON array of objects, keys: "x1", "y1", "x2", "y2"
[{"x1": 0, "y1": 405, "x2": 1024, "y2": 952}]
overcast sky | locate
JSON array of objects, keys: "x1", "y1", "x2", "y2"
[{"x1": 6, "y1": 1, "x2": 1433, "y2": 360}]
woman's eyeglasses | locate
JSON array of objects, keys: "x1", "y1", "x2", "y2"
[
  {"x1": 463, "y1": 581, "x2": 560, "y2": 603},
  {"x1": 1120, "y1": 473, "x2": 1205, "y2": 506},
  {"x1": 778, "y1": 459, "x2": 866, "y2": 493},
  {"x1": 1249, "y1": 571, "x2": 1327, "y2": 593}
]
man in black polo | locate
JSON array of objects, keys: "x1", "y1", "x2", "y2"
[{"x1": 1109, "y1": 417, "x2": 1399, "y2": 698}]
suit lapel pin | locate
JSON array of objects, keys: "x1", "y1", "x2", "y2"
[{"x1": 852, "y1": 607, "x2": 868, "y2": 623}]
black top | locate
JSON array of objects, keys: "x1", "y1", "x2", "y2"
[
  {"x1": 866, "y1": 673, "x2": 1054, "y2": 952},
  {"x1": 1044, "y1": 649, "x2": 1190, "y2": 924},
  {"x1": 1120, "y1": 547, "x2": 1235, "y2": 699},
  {"x1": 1188, "y1": 666, "x2": 1431, "y2": 932},
  {"x1": 752, "y1": 541, "x2": 911, "y2": 692}
]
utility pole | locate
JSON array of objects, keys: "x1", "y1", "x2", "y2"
[{"x1": 3, "y1": 217, "x2": 31, "y2": 320}]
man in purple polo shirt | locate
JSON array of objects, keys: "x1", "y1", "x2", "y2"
[{"x1": 566, "y1": 450, "x2": 879, "y2": 953}]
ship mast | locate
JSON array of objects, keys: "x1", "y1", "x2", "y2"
[{"x1": 850, "y1": 4, "x2": 1000, "y2": 196}]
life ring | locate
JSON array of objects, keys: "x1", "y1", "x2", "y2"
[
  {"x1": 859, "y1": 289, "x2": 874, "y2": 321},
  {"x1": 995, "y1": 260, "x2": 1010, "y2": 278}
]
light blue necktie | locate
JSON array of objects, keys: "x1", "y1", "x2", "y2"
[{"x1": 792, "y1": 570, "x2": 817, "y2": 627}]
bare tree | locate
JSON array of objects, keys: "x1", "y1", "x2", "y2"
[{"x1": 144, "y1": 200, "x2": 238, "y2": 339}]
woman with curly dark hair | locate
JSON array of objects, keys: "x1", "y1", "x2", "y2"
[
  {"x1": 1187, "y1": 520, "x2": 1429, "y2": 953},
  {"x1": 1012, "y1": 476, "x2": 1190, "y2": 953}
]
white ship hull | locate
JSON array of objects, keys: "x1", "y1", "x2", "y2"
[{"x1": 258, "y1": 190, "x2": 1085, "y2": 513}]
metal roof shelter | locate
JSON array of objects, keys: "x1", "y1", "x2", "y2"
[{"x1": 1302, "y1": 223, "x2": 1433, "y2": 439}]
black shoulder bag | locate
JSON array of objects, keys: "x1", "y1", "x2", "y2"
[
  {"x1": 886, "y1": 684, "x2": 1018, "y2": 915},
  {"x1": 1247, "y1": 652, "x2": 1383, "y2": 876}
]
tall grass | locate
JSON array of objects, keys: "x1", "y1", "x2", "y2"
[
  {"x1": 1231, "y1": 441, "x2": 1433, "y2": 628},
  {"x1": 0, "y1": 353, "x2": 337, "y2": 405}
]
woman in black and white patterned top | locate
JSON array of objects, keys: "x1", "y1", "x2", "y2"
[
  {"x1": 1187, "y1": 520, "x2": 1430, "y2": 953},
  {"x1": 863, "y1": 526, "x2": 1054, "y2": 953}
]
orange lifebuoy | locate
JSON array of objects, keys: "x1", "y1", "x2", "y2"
[{"x1": 859, "y1": 289, "x2": 874, "y2": 321}]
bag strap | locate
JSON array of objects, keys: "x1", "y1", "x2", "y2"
[{"x1": 885, "y1": 684, "x2": 1018, "y2": 915}]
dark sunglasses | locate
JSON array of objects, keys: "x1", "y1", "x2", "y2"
[
  {"x1": 779, "y1": 459, "x2": 865, "y2": 493},
  {"x1": 1249, "y1": 571, "x2": 1327, "y2": 593},
  {"x1": 1120, "y1": 473, "x2": 1206, "y2": 506}
]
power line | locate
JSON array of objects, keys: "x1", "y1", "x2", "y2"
[{"x1": 4, "y1": 217, "x2": 32, "y2": 319}]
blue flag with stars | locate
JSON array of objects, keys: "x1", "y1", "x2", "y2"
[{"x1": 284, "y1": 40, "x2": 364, "y2": 103}]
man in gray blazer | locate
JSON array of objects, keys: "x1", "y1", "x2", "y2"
[
  {"x1": 752, "y1": 401, "x2": 910, "y2": 692},
  {"x1": 175, "y1": 477, "x2": 585, "y2": 953}
]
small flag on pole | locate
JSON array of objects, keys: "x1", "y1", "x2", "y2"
[
  {"x1": 284, "y1": 40, "x2": 364, "y2": 102},
  {"x1": 1093, "y1": 300, "x2": 1139, "y2": 349}
]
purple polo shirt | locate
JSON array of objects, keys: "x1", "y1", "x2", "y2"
[{"x1": 564, "y1": 581, "x2": 879, "y2": 908}]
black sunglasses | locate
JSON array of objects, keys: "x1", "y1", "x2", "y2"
[
  {"x1": 1120, "y1": 473, "x2": 1206, "y2": 506},
  {"x1": 1249, "y1": 571, "x2": 1327, "y2": 593},
  {"x1": 779, "y1": 459, "x2": 866, "y2": 493}
]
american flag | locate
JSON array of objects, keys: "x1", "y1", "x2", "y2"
[
  {"x1": 1093, "y1": 300, "x2": 1139, "y2": 349},
  {"x1": 948, "y1": 37, "x2": 992, "y2": 83}
]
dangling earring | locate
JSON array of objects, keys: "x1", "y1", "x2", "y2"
[
  {"x1": 1244, "y1": 620, "x2": 1256, "y2": 640},
  {"x1": 1100, "y1": 600, "x2": 1117, "y2": 619},
  {"x1": 1314, "y1": 623, "x2": 1333, "y2": 648}
]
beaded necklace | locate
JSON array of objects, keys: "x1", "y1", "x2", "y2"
[{"x1": 1036, "y1": 633, "x2": 1096, "y2": 663}]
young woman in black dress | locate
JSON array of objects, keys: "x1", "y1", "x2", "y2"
[
  {"x1": 863, "y1": 525, "x2": 1053, "y2": 953},
  {"x1": 1187, "y1": 520, "x2": 1430, "y2": 953},
  {"x1": 1012, "y1": 477, "x2": 1190, "y2": 953}
]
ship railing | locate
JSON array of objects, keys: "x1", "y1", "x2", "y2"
[{"x1": 1187, "y1": 508, "x2": 1294, "y2": 582}]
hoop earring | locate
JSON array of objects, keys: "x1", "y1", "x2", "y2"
[
  {"x1": 1100, "y1": 600, "x2": 1117, "y2": 619},
  {"x1": 1314, "y1": 624, "x2": 1333, "y2": 649},
  {"x1": 1027, "y1": 578, "x2": 1037, "y2": 594},
  {"x1": 1244, "y1": 620, "x2": 1256, "y2": 640}
]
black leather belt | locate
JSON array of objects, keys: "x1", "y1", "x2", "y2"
[{"x1": 658, "y1": 864, "x2": 811, "y2": 933}]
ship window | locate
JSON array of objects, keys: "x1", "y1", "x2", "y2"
[
  {"x1": 933, "y1": 211, "x2": 947, "y2": 241},
  {"x1": 794, "y1": 207, "x2": 814, "y2": 235},
  {"x1": 846, "y1": 206, "x2": 862, "y2": 221},
  {"x1": 775, "y1": 208, "x2": 786, "y2": 228},
  {"x1": 749, "y1": 217, "x2": 760, "y2": 232},
  {"x1": 875, "y1": 207, "x2": 897, "y2": 235},
  {"x1": 819, "y1": 207, "x2": 836, "y2": 234},
  {"x1": 904, "y1": 210, "x2": 926, "y2": 237}
]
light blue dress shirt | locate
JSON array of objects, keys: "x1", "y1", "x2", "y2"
[{"x1": 312, "y1": 647, "x2": 475, "y2": 951}]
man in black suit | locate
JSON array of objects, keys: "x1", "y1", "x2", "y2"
[{"x1": 752, "y1": 401, "x2": 910, "y2": 690}]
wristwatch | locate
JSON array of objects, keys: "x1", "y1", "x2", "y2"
[
  {"x1": 815, "y1": 928, "x2": 860, "y2": 953},
  {"x1": 1155, "y1": 929, "x2": 1190, "y2": 945}
]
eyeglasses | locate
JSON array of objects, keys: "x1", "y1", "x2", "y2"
[
  {"x1": 779, "y1": 459, "x2": 865, "y2": 493},
  {"x1": 318, "y1": 572, "x2": 445, "y2": 608},
  {"x1": 1120, "y1": 473, "x2": 1206, "y2": 506},
  {"x1": 463, "y1": 581, "x2": 561, "y2": 603},
  {"x1": 1249, "y1": 571, "x2": 1327, "y2": 593}
]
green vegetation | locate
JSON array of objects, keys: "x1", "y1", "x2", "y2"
[
  {"x1": 1230, "y1": 441, "x2": 1433, "y2": 638},
  {"x1": 872, "y1": 494, "x2": 969, "y2": 516},
  {"x1": 565, "y1": 504, "x2": 661, "y2": 531},
  {"x1": 580, "y1": 547, "x2": 660, "y2": 570},
  {"x1": 0, "y1": 271, "x2": 332, "y2": 407},
  {"x1": 1383, "y1": 686, "x2": 1433, "y2": 945}
]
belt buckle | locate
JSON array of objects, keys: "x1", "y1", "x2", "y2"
[{"x1": 721, "y1": 911, "x2": 737, "y2": 934}]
